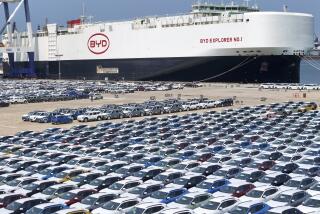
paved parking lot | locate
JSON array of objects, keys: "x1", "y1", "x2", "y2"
[
  {"x1": 0, "y1": 99, "x2": 319, "y2": 213},
  {"x1": 0, "y1": 83, "x2": 319, "y2": 136}
]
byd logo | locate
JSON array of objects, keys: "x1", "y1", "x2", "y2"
[{"x1": 87, "y1": 33, "x2": 110, "y2": 54}]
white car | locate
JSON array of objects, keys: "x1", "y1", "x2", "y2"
[
  {"x1": 193, "y1": 196, "x2": 239, "y2": 214},
  {"x1": 77, "y1": 111, "x2": 103, "y2": 122},
  {"x1": 125, "y1": 202, "x2": 166, "y2": 214},
  {"x1": 99, "y1": 179, "x2": 142, "y2": 195},
  {"x1": 9, "y1": 96, "x2": 27, "y2": 104},
  {"x1": 91, "y1": 197, "x2": 141, "y2": 214},
  {"x1": 240, "y1": 185, "x2": 279, "y2": 202}
]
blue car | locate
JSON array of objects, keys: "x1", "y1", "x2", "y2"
[
  {"x1": 51, "y1": 115, "x2": 73, "y2": 125},
  {"x1": 144, "y1": 187, "x2": 188, "y2": 204},
  {"x1": 229, "y1": 201, "x2": 270, "y2": 214},
  {"x1": 191, "y1": 178, "x2": 230, "y2": 193}
]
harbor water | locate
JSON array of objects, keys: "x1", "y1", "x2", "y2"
[{"x1": 301, "y1": 58, "x2": 320, "y2": 83}]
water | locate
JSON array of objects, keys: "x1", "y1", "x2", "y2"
[{"x1": 300, "y1": 58, "x2": 320, "y2": 83}]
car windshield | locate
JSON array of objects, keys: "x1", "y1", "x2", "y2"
[
  {"x1": 126, "y1": 207, "x2": 145, "y2": 214},
  {"x1": 42, "y1": 187, "x2": 57, "y2": 195},
  {"x1": 176, "y1": 196, "x2": 194, "y2": 205},
  {"x1": 230, "y1": 206, "x2": 250, "y2": 214},
  {"x1": 274, "y1": 194, "x2": 291, "y2": 202},
  {"x1": 174, "y1": 178, "x2": 188, "y2": 185},
  {"x1": 56, "y1": 171, "x2": 68, "y2": 178},
  {"x1": 81, "y1": 196, "x2": 97, "y2": 205},
  {"x1": 24, "y1": 183, "x2": 38, "y2": 190},
  {"x1": 89, "y1": 179, "x2": 103, "y2": 186},
  {"x1": 115, "y1": 168, "x2": 128, "y2": 174},
  {"x1": 109, "y1": 182, "x2": 123, "y2": 190},
  {"x1": 235, "y1": 173, "x2": 250, "y2": 181},
  {"x1": 153, "y1": 174, "x2": 167, "y2": 182},
  {"x1": 25, "y1": 165, "x2": 37, "y2": 172},
  {"x1": 71, "y1": 175, "x2": 85, "y2": 183},
  {"x1": 25, "y1": 207, "x2": 43, "y2": 214},
  {"x1": 129, "y1": 187, "x2": 145, "y2": 195},
  {"x1": 220, "y1": 186, "x2": 236, "y2": 194},
  {"x1": 60, "y1": 192, "x2": 76, "y2": 200},
  {"x1": 201, "y1": 201, "x2": 220, "y2": 210},
  {"x1": 7, "y1": 179, "x2": 20, "y2": 187},
  {"x1": 102, "y1": 201, "x2": 120, "y2": 210},
  {"x1": 215, "y1": 170, "x2": 228, "y2": 177},
  {"x1": 303, "y1": 198, "x2": 320, "y2": 208},
  {"x1": 133, "y1": 171, "x2": 146, "y2": 178},
  {"x1": 310, "y1": 184, "x2": 320, "y2": 191},
  {"x1": 151, "y1": 190, "x2": 168, "y2": 199},
  {"x1": 246, "y1": 190, "x2": 263, "y2": 198},
  {"x1": 192, "y1": 166, "x2": 205, "y2": 173},
  {"x1": 285, "y1": 180, "x2": 301, "y2": 188},
  {"x1": 39, "y1": 168, "x2": 52, "y2": 175},
  {"x1": 259, "y1": 176, "x2": 273, "y2": 183},
  {"x1": 6, "y1": 201, "x2": 22, "y2": 210},
  {"x1": 196, "y1": 181, "x2": 212, "y2": 189},
  {"x1": 173, "y1": 164, "x2": 188, "y2": 170}
]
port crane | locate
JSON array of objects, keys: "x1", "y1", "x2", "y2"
[{"x1": 0, "y1": 0, "x2": 36, "y2": 78}]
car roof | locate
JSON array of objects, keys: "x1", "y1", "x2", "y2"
[
  {"x1": 210, "y1": 196, "x2": 238, "y2": 203},
  {"x1": 133, "y1": 202, "x2": 164, "y2": 209},
  {"x1": 32, "y1": 202, "x2": 63, "y2": 209}
]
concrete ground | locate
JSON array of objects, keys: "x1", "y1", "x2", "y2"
[{"x1": 0, "y1": 83, "x2": 319, "y2": 136}]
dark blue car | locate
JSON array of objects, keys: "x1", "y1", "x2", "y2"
[{"x1": 51, "y1": 115, "x2": 73, "y2": 125}]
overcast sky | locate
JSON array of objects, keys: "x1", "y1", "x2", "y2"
[{"x1": 1, "y1": 0, "x2": 319, "y2": 35}]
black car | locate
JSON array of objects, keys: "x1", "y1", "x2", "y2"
[{"x1": 1, "y1": 198, "x2": 46, "y2": 214}]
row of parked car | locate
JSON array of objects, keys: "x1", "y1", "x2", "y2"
[
  {"x1": 22, "y1": 98, "x2": 234, "y2": 124},
  {"x1": 0, "y1": 80, "x2": 187, "y2": 106},
  {"x1": 259, "y1": 83, "x2": 320, "y2": 90},
  {"x1": 1, "y1": 101, "x2": 320, "y2": 213}
]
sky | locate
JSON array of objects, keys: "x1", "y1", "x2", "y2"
[{"x1": 1, "y1": 0, "x2": 319, "y2": 35}]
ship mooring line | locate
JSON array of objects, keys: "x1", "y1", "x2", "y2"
[
  {"x1": 303, "y1": 56, "x2": 320, "y2": 71},
  {"x1": 197, "y1": 56, "x2": 256, "y2": 83}
]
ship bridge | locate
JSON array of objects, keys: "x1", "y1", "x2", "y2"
[{"x1": 191, "y1": 2, "x2": 259, "y2": 17}]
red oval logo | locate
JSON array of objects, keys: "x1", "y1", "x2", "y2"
[{"x1": 87, "y1": 33, "x2": 110, "y2": 55}]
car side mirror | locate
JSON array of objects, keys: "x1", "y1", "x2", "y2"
[
  {"x1": 191, "y1": 202, "x2": 196, "y2": 205},
  {"x1": 187, "y1": 182, "x2": 192, "y2": 185},
  {"x1": 166, "y1": 197, "x2": 170, "y2": 200},
  {"x1": 20, "y1": 208, "x2": 24, "y2": 210},
  {"x1": 118, "y1": 208, "x2": 122, "y2": 211}
]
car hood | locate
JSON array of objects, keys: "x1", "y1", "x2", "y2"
[
  {"x1": 14, "y1": 188, "x2": 31, "y2": 196},
  {"x1": 142, "y1": 197, "x2": 161, "y2": 203},
  {"x1": 166, "y1": 202, "x2": 188, "y2": 209},
  {"x1": 0, "y1": 208, "x2": 13, "y2": 214},
  {"x1": 70, "y1": 202, "x2": 91, "y2": 210},
  {"x1": 91, "y1": 207, "x2": 121, "y2": 214},
  {"x1": 32, "y1": 192, "x2": 51, "y2": 200},
  {"x1": 267, "y1": 200, "x2": 288, "y2": 208},
  {"x1": 297, "y1": 205, "x2": 320, "y2": 213},
  {"x1": 188, "y1": 187, "x2": 208, "y2": 193},
  {"x1": 193, "y1": 207, "x2": 222, "y2": 214}
]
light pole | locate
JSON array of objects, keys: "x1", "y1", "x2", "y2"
[{"x1": 55, "y1": 53, "x2": 63, "y2": 80}]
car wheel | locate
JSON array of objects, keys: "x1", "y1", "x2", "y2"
[
  {"x1": 84, "y1": 118, "x2": 88, "y2": 122},
  {"x1": 187, "y1": 108, "x2": 190, "y2": 111},
  {"x1": 108, "y1": 116, "x2": 111, "y2": 120}
]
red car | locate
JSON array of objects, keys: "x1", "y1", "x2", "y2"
[
  {"x1": 232, "y1": 183, "x2": 256, "y2": 197},
  {"x1": 259, "y1": 160, "x2": 276, "y2": 171}
]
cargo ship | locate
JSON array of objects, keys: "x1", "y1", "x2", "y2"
[{"x1": 1, "y1": 2, "x2": 315, "y2": 82}]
